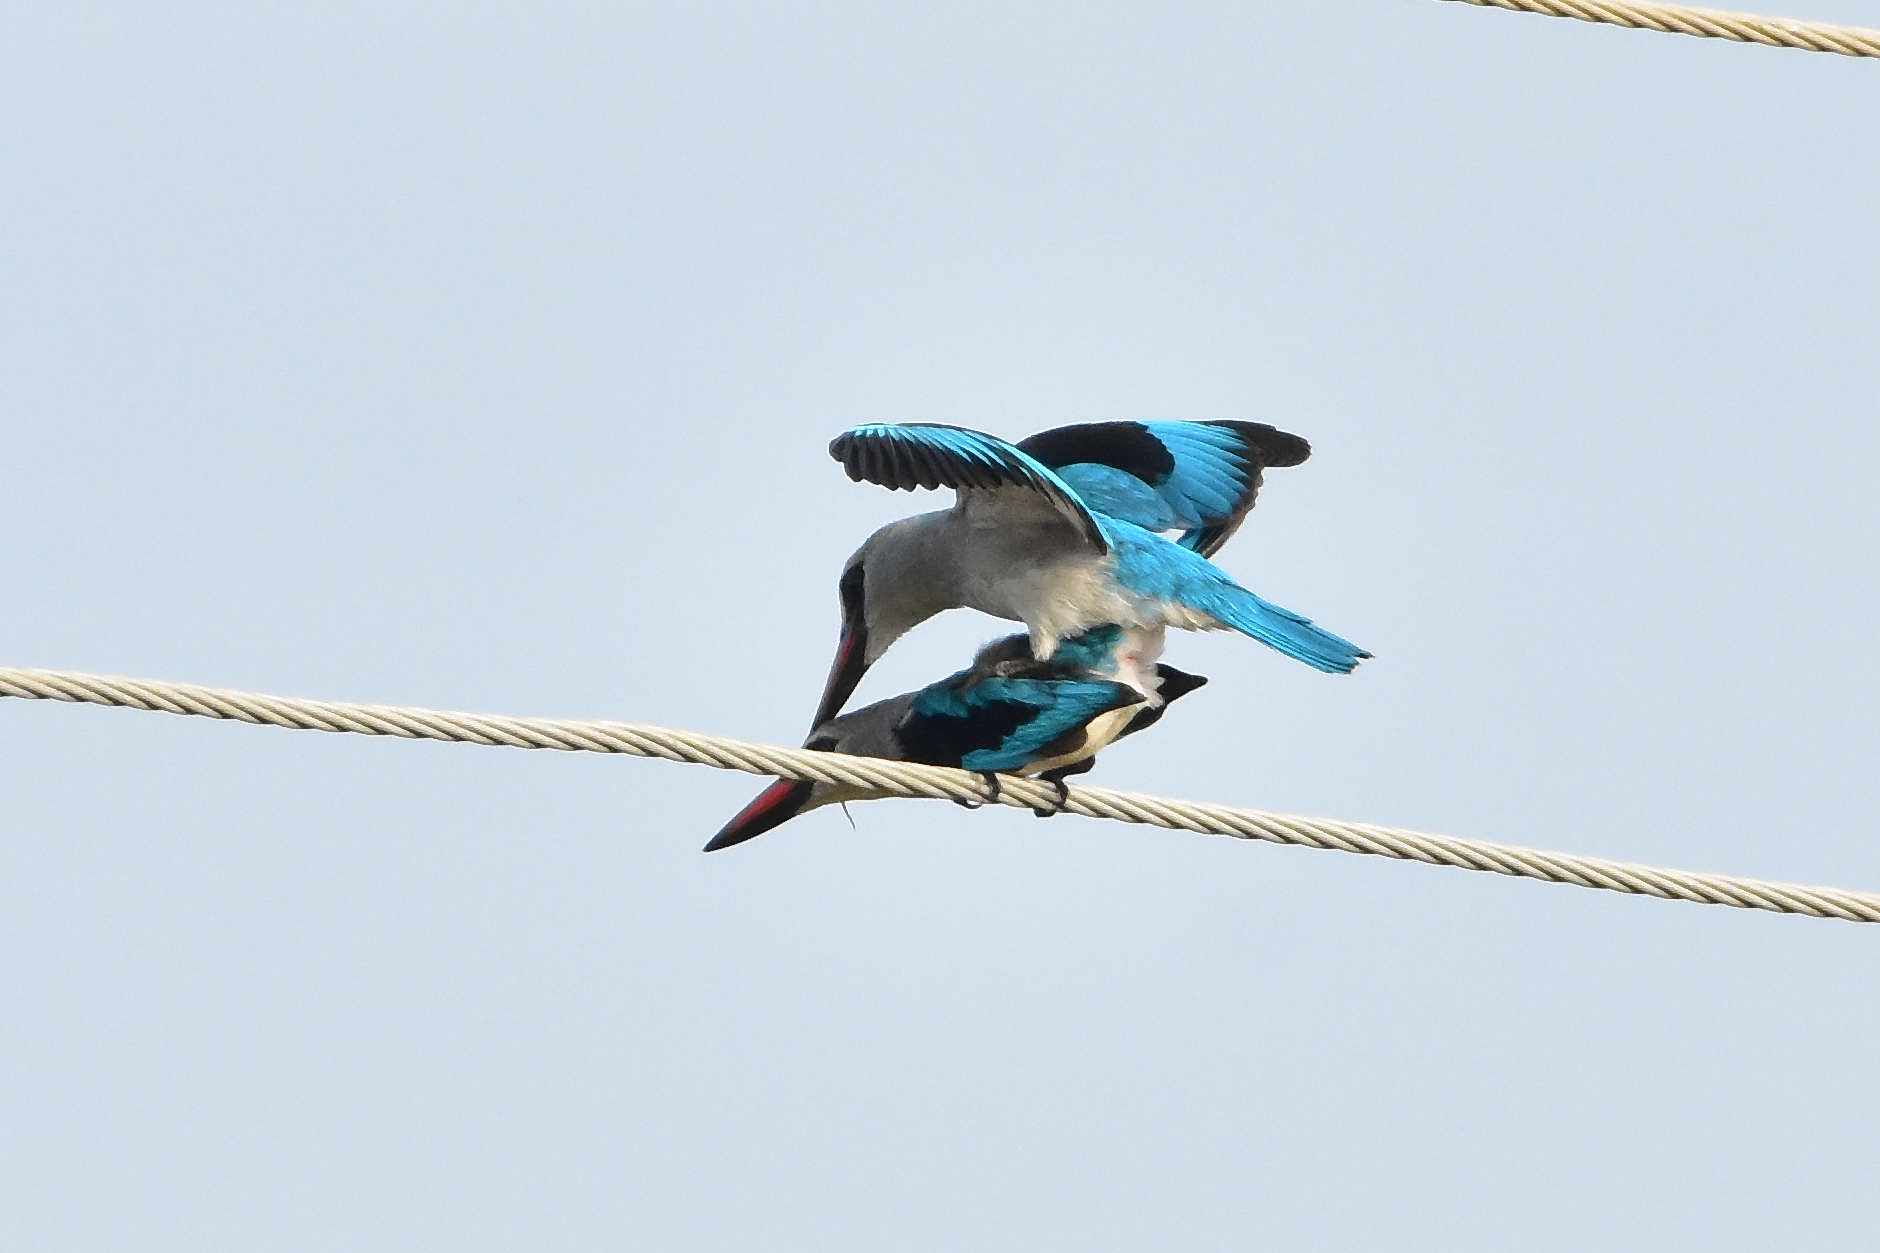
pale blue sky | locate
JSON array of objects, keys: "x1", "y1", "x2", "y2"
[{"x1": 5, "y1": 3, "x2": 1879, "y2": 1248}]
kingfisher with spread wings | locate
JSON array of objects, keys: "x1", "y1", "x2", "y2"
[{"x1": 810, "y1": 420, "x2": 1368, "y2": 729}]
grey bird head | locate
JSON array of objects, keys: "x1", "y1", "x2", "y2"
[{"x1": 811, "y1": 515, "x2": 960, "y2": 729}]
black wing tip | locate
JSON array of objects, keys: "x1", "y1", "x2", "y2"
[
  {"x1": 1188, "y1": 525, "x2": 1229, "y2": 557},
  {"x1": 1208, "y1": 421, "x2": 1312, "y2": 468},
  {"x1": 828, "y1": 430, "x2": 864, "y2": 469},
  {"x1": 830, "y1": 428, "x2": 923, "y2": 491}
]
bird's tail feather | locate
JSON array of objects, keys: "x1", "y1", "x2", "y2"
[{"x1": 1211, "y1": 587, "x2": 1370, "y2": 674}]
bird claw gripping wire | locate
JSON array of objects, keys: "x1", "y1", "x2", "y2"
[
  {"x1": 949, "y1": 771, "x2": 1003, "y2": 811},
  {"x1": 949, "y1": 772, "x2": 1069, "y2": 818},
  {"x1": 1030, "y1": 776, "x2": 1071, "y2": 819}
]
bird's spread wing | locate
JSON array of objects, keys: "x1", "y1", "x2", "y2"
[
  {"x1": 829, "y1": 423, "x2": 1111, "y2": 552},
  {"x1": 1016, "y1": 420, "x2": 1310, "y2": 558},
  {"x1": 897, "y1": 675, "x2": 1143, "y2": 774}
]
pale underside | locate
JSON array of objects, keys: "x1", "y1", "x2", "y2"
[{"x1": 951, "y1": 488, "x2": 1220, "y2": 655}]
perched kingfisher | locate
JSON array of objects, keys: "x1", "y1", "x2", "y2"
[
  {"x1": 811, "y1": 420, "x2": 1368, "y2": 728},
  {"x1": 706, "y1": 626, "x2": 1209, "y2": 852}
]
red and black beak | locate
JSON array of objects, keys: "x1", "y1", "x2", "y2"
[
  {"x1": 811, "y1": 619, "x2": 869, "y2": 730},
  {"x1": 703, "y1": 778, "x2": 818, "y2": 853},
  {"x1": 811, "y1": 563, "x2": 871, "y2": 729}
]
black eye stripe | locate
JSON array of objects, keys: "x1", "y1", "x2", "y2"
[{"x1": 839, "y1": 564, "x2": 865, "y2": 615}]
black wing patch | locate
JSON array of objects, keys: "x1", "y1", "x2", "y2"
[
  {"x1": 1019, "y1": 419, "x2": 1312, "y2": 558},
  {"x1": 1017, "y1": 422, "x2": 1177, "y2": 487},
  {"x1": 894, "y1": 696, "x2": 1036, "y2": 769}
]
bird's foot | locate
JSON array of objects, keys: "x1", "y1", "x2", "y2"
[
  {"x1": 1031, "y1": 776, "x2": 1070, "y2": 819},
  {"x1": 951, "y1": 771, "x2": 1002, "y2": 810}
]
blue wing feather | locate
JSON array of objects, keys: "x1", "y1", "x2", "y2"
[
  {"x1": 957, "y1": 678, "x2": 1141, "y2": 772},
  {"x1": 904, "y1": 674, "x2": 1141, "y2": 773},
  {"x1": 1141, "y1": 423, "x2": 1249, "y2": 520},
  {"x1": 1052, "y1": 464, "x2": 1184, "y2": 531},
  {"x1": 1016, "y1": 420, "x2": 1309, "y2": 557}
]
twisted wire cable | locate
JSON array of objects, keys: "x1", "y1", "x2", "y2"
[
  {"x1": 1436, "y1": 0, "x2": 1880, "y2": 58},
  {"x1": 4, "y1": 666, "x2": 1876, "y2": 924}
]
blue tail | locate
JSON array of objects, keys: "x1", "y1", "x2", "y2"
[
  {"x1": 1107, "y1": 519, "x2": 1371, "y2": 674},
  {"x1": 1204, "y1": 584, "x2": 1370, "y2": 674}
]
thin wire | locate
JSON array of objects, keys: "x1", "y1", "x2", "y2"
[
  {"x1": 4, "y1": 666, "x2": 1877, "y2": 924},
  {"x1": 1436, "y1": 0, "x2": 1880, "y2": 58}
]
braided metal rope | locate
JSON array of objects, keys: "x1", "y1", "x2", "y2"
[
  {"x1": 4, "y1": 666, "x2": 1877, "y2": 923},
  {"x1": 1439, "y1": 0, "x2": 1880, "y2": 57}
]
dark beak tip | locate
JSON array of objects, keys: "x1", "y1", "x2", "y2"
[
  {"x1": 703, "y1": 778, "x2": 816, "y2": 853},
  {"x1": 702, "y1": 819, "x2": 756, "y2": 853}
]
